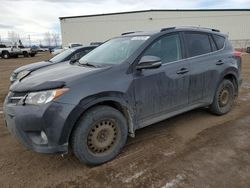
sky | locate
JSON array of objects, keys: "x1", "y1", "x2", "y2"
[{"x1": 0, "y1": 0, "x2": 250, "y2": 45}]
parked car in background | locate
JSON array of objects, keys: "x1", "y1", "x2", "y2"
[
  {"x1": 90, "y1": 42, "x2": 103, "y2": 46},
  {"x1": 0, "y1": 44, "x2": 36, "y2": 59},
  {"x1": 39, "y1": 47, "x2": 49, "y2": 52},
  {"x1": 51, "y1": 47, "x2": 64, "y2": 55},
  {"x1": 4, "y1": 27, "x2": 242, "y2": 165},
  {"x1": 68, "y1": 43, "x2": 83, "y2": 48},
  {"x1": 18, "y1": 45, "x2": 37, "y2": 57},
  {"x1": 10, "y1": 45, "x2": 99, "y2": 83},
  {"x1": 0, "y1": 44, "x2": 21, "y2": 59}
]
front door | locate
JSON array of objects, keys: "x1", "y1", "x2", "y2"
[{"x1": 133, "y1": 33, "x2": 190, "y2": 127}]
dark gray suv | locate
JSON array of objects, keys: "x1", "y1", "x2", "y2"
[{"x1": 3, "y1": 27, "x2": 242, "y2": 165}]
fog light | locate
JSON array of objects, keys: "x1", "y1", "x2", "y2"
[{"x1": 41, "y1": 131, "x2": 48, "y2": 144}]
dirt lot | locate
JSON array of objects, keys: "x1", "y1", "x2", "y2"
[{"x1": 0, "y1": 53, "x2": 250, "y2": 188}]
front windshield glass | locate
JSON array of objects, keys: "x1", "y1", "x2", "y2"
[
  {"x1": 79, "y1": 36, "x2": 150, "y2": 65},
  {"x1": 50, "y1": 48, "x2": 76, "y2": 63}
]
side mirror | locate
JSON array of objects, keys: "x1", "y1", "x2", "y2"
[{"x1": 136, "y1": 56, "x2": 162, "y2": 70}]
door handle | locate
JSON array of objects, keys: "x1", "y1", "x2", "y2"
[
  {"x1": 216, "y1": 60, "x2": 224, "y2": 65},
  {"x1": 177, "y1": 68, "x2": 189, "y2": 74}
]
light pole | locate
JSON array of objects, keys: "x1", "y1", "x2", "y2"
[{"x1": 28, "y1": 35, "x2": 31, "y2": 47}]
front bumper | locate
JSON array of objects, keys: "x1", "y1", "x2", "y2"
[{"x1": 3, "y1": 99, "x2": 75, "y2": 154}]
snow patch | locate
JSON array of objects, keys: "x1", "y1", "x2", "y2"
[
  {"x1": 162, "y1": 174, "x2": 185, "y2": 188},
  {"x1": 240, "y1": 93, "x2": 250, "y2": 101},
  {"x1": 123, "y1": 170, "x2": 145, "y2": 183},
  {"x1": 161, "y1": 151, "x2": 175, "y2": 157}
]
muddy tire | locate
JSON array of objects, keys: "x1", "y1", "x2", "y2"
[
  {"x1": 1, "y1": 51, "x2": 10, "y2": 59},
  {"x1": 71, "y1": 105, "x2": 128, "y2": 165},
  {"x1": 209, "y1": 79, "x2": 236, "y2": 115}
]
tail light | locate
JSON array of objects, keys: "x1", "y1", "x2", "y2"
[{"x1": 234, "y1": 51, "x2": 242, "y2": 58}]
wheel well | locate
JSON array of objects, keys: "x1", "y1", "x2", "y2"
[
  {"x1": 224, "y1": 74, "x2": 238, "y2": 95},
  {"x1": 88, "y1": 101, "x2": 134, "y2": 135},
  {"x1": 2, "y1": 50, "x2": 9, "y2": 54},
  {"x1": 69, "y1": 100, "x2": 134, "y2": 145}
]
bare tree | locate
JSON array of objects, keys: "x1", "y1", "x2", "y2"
[
  {"x1": 51, "y1": 33, "x2": 59, "y2": 47},
  {"x1": 44, "y1": 32, "x2": 52, "y2": 47},
  {"x1": 8, "y1": 31, "x2": 20, "y2": 45}
]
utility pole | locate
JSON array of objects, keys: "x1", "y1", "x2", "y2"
[{"x1": 28, "y1": 35, "x2": 31, "y2": 47}]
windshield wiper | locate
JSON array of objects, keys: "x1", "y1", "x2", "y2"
[{"x1": 80, "y1": 62, "x2": 97, "y2": 68}]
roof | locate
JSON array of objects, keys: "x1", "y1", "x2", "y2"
[
  {"x1": 59, "y1": 9, "x2": 250, "y2": 20},
  {"x1": 119, "y1": 26, "x2": 226, "y2": 38}
]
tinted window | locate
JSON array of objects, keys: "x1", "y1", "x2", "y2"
[
  {"x1": 209, "y1": 35, "x2": 217, "y2": 51},
  {"x1": 213, "y1": 35, "x2": 225, "y2": 50},
  {"x1": 185, "y1": 32, "x2": 212, "y2": 57},
  {"x1": 143, "y1": 34, "x2": 182, "y2": 64}
]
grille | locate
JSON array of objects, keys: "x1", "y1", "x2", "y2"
[{"x1": 8, "y1": 92, "x2": 27, "y2": 104}]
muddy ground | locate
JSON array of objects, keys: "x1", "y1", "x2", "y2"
[{"x1": 0, "y1": 53, "x2": 250, "y2": 188}]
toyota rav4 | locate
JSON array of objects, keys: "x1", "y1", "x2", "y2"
[{"x1": 3, "y1": 27, "x2": 242, "y2": 165}]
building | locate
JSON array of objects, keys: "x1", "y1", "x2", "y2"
[{"x1": 60, "y1": 9, "x2": 250, "y2": 48}]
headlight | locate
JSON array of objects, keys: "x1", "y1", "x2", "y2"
[
  {"x1": 25, "y1": 88, "x2": 69, "y2": 105},
  {"x1": 16, "y1": 70, "x2": 31, "y2": 80}
]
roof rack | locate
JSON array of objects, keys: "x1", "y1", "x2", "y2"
[
  {"x1": 175, "y1": 26, "x2": 220, "y2": 32},
  {"x1": 160, "y1": 27, "x2": 176, "y2": 32}
]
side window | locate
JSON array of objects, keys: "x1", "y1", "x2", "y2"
[
  {"x1": 209, "y1": 35, "x2": 217, "y2": 51},
  {"x1": 184, "y1": 32, "x2": 212, "y2": 57},
  {"x1": 143, "y1": 34, "x2": 182, "y2": 64},
  {"x1": 213, "y1": 34, "x2": 225, "y2": 50}
]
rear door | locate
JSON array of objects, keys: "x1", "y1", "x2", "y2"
[
  {"x1": 133, "y1": 33, "x2": 190, "y2": 126},
  {"x1": 183, "y1": 31, "x2": 222, "y2": 104}
]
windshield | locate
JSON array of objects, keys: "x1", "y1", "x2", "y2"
[
  {"x1": 79, "y1": 36, "x2": 150, "y2": 65},
  {"x1": 50, "y1": 48, "x2": 76, "y2": 63}
]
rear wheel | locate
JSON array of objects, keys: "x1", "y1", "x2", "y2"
[
  {"x1": 1, "y1": 51, "x2": 10, "y2": 59},
  {"x1": 71, "y1": 105, "x2": 128, "y2": 165},
  {"x1": 209, "y1": 79, "x2": 236, "y2": 115}
]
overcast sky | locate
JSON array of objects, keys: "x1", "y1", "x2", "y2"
[{"x1": 0, "y1": 0, "x2": 250, "y2": 44}]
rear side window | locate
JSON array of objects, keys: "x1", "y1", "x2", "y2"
[
  {"x1": 184, "y1": 32, "x2": 212, "y2": 57},
  {"x1": 209, "y1": 35, "x2": 217, "y2": 51},
  {"x1": 213, "y1": 34, "x2": 225, "y2": 50}
]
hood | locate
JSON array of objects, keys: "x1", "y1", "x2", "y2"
[
  {"x1": 10, "y1": 62, "x2": 107, "y2": 92},
  {"x1": 14, "y1": 61, "x2": 54, "y2": 73}
]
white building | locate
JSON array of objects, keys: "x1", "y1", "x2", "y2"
[{"x1": 60, "y1": 9, "x2": 250, "y2": 48}]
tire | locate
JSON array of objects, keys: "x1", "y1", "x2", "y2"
[
  {"x1": 30, "y1": 53, "x2": 35, "y2": 57},
  {"x1": 209, "y1": 79, "x2": 236, "y2": 115},
  {"x1": 71, "y1": 105, "x2": 128, "y2": 165},
  {"x1": 23, "y1": 51, "x2": 29, "y2": 57},
  {"x1": 1, "y1": 51, "x2": 10, "y2": 59}
]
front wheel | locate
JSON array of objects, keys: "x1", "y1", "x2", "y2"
[
  {"x1": 209, "y1": 79, "x2": 236, "y2": 115},
  {"x1": 1, "y1": 51, "x2": 10, "y2": 59},
  {"x1": 71, "y1": 105, "x2": 128, "y2": 165}
]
